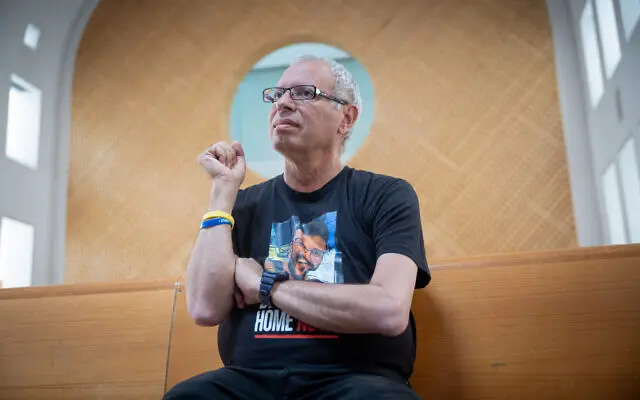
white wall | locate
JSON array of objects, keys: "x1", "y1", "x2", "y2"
[
  {"x1": 0, "y1": 0, "x2": 98, "y2": 286},
  {"x1": 546, "y1": 0, "x2": 604, "y2": 246},
  {"x1": 547, "y1": 0, "x2": 640, "y2": 245}
]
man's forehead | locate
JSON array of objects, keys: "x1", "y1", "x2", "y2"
[
  {"x1": 304, "y1": 234, "x2": 327, "y2": 248},
  {"x1": 277, "y1": 60, "x2": 334, "y2": 88}
]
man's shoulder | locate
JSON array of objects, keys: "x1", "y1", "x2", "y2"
[
  {"x1": 346, "y1": 167, "x2": 415, "y2": 195},
  {"x1": 238, "y1": 176, "x2": 277, "y2": 197}
]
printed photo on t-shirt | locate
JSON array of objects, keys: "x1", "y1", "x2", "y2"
[
  {"x1": 264, "y1": 211, "x2": 344, "y2": 284},
  {"x1": 255, "y1": 211, "x2": 344, "y2": 339}
]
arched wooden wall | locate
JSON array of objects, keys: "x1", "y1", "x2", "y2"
[{"x1": 67, "y1": 0, "x2": 576, "y2": 282}]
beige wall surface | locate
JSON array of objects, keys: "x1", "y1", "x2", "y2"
[{"x1": 67, "y1": 0, "x2": 576, "y2": 282}]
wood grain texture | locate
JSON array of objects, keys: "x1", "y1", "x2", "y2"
[
  {"x1": 0, "y1": 278, "x2": 176, "y2": 300},
  {"x1": 431, "y1": 242, "x2": 640, "y2": 269},
  {"x1": 412, "y1": 244, "x2": 640, "y2": 399},
  {"x1": 67, "y1": 0, "x2": 576, "y2": 283},
  {"x1": 165, "y1": 245, "x2": 640, "y2": 399},
  {"x1": 0, "y1": 283, "x2": 177, "y2": 399}
]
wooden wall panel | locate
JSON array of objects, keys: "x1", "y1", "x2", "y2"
[
  {"x1": 0, "y1": 280, "x2": 177, "y2": 399},
  {"x1": 68, "y1": 0, "x2": 576, "y2": 282}
]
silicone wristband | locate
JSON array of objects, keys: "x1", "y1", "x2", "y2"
[
  {"x1": 200, "y1": 217, "x2": 232, "y2": 230},
  {"x1": 202, "y1": 210, "x2": 235, "y2": 229}
]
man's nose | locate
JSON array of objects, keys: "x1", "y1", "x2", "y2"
[{"x1": 275, "y1": 90, "x2": 295, "y2": 111}]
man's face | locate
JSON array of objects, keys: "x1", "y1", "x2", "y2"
[
  {"x1": 290, "y1": 228, "x2": 327, "y2": 279},
  {"x1": 268, "y1": 60, "x2": 344, "y2": 155}
]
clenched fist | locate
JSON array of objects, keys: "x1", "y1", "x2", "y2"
[{"x1": 198, "y1": 141, "x2": 246, "y2": 189}]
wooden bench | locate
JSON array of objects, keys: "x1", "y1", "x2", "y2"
[
  {"x1": 409, "y1": 245, "x2": 640, "y2": 399},
  {"x1": 1, "y1": 245, "x2": 639, "y2": 399},
  {"x1": 0, "y1": 279, "x2": 178, "y2": 399}
]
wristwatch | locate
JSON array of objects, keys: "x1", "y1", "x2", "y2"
[{"x1": 259, "y1": 270, "x2": 289, "y2": 307}]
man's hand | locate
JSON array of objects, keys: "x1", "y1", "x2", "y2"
[
  {"x1": 234, "y1": 258, "x2": 263, "y2": 306},
  {"x1": 234, "y1": 286, "x2": 246, "y2": 309},
  {"x1": 198, "y1": 141, "x2": 246, "y2": 188}
]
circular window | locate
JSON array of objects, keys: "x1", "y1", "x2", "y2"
[{"x1": 230, "y1": 43, "x2": 374, "y2": 179}]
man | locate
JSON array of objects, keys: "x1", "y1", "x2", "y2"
[{"x1": 164, "y1": 55, "x2": 430, "y2": 399}]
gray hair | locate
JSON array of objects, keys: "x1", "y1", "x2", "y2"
[{"x1": 291, "y1": 54, "x2": 363, "y2": 142}]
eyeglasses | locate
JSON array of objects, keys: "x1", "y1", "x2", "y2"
[
  {"x1": 263, "y1": 85, "x2": 348, "y2": 105},
  {"x1": 292, "y1": 237, "x2": 325, "y2": 259}
]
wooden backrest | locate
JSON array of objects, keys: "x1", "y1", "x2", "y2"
[
  {"x1": 167, "y1": 245, "x2": 640, "y2": 399},
  {"x1": 411, "y1": 245, "x2": 640, "y2": 399},
  {"x1": 1, "y1": 245, "x2": 638, "y2": 399},
  {"x1": 0, "y1": 279, "x2": 178, "y2": 399}
]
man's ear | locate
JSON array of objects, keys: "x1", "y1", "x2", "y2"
[{"x1": 338, "y1": 105, "x2": 359, "y2": 138}]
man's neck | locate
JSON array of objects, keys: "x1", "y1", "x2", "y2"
[{"x1": 283, "y1": 154, "x2": 343, "y2": 193}]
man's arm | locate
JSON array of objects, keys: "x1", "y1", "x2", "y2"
[
  {"x1": 236, "y1": 253, "x2": 418, "y2": 336},
  {"x1": 274, "y1": 253, "x2": 417, "y2": 336},
  {"x1": 186, "y1": 184, "x2": 237, "y2": 326},
  {"x1": 186, "y1": 141, "x2": 245, "y2": 326}
]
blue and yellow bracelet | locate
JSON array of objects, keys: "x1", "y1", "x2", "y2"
[{"x1": 201, "y1": 210, "x2": 235, "y2": 230}]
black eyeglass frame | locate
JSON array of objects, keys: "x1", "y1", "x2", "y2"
[{"x1": 263, "y1": 85, "x2": 348, "y2": 105}]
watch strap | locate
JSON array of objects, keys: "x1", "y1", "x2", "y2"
[{"x1": 259, "y1": 270, "x2": 289, "y2": 307}]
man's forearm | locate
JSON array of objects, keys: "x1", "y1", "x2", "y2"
[
  {"x1": 186, "y1": 183, "x2": 238, "y2": 326},
  {"x1": 270, "y1": 280, "x2": 409, "y2": 336}
]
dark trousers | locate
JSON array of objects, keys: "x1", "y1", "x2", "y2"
[{"x1": 163, "y1": 367, "x2": 421, "y2": 400}]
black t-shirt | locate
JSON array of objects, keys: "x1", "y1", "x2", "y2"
[{"x1": 218, "y1": 166, "x2": 430, "y2": 382}]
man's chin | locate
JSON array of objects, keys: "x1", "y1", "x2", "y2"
[
  {"x1": 272, "y1": 137, "x2": 313, "y2": 160},
  {"x1": 271, "y1": 135, "x2": 289, "y2": 151}
]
